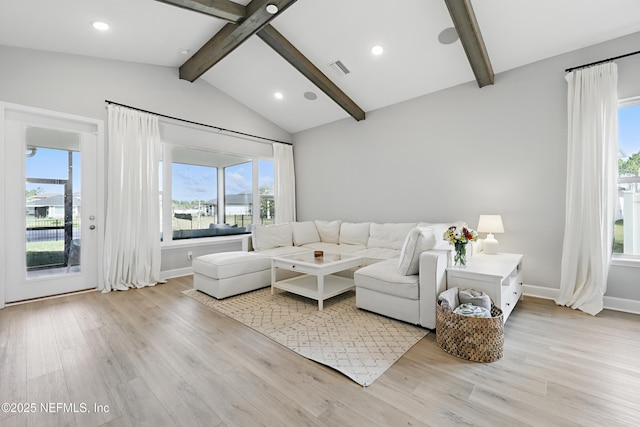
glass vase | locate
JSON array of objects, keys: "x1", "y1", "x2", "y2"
[{"x1": 454, "y1": 242, "x2": 467, "y2": 268}]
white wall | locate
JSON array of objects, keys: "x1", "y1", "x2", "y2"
[
  {"x1": 293, "y1": 32, "x2": 640, "y2": 304},
  {"x1": 0, "y1": 45, "x2": 291, "y2": 144}
]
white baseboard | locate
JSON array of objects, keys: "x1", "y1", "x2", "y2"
[
  {"x1": 524, "y1": 284, "x2": 640, "y2": 315},
  {"x1": 161, "y1": 267, "x2": 192, "y2": 281},
  {"x1": 523, "y1": 284, "x2": 559, "y2": 301},
  {"x1": 603, "y1": 296, "x2": 640, "y2": 315}
]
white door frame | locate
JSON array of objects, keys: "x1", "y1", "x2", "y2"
[{"x1": 0, "y1": 101, "x2": 105, "y2": 307}]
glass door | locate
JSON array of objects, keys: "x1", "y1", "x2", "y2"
[
  {"x1": 25, "y1": 144, "x2": 82, "y2": 277},
  {"x1": 3, "y1": 107, "x2": 99, "y2": 303}
]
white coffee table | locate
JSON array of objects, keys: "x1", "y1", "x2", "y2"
[{"x1": 271, "y1": 252, "x2": 364, "y2": 310}]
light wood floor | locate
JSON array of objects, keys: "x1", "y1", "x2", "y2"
[{"x1": 1, "y1": 276, "x2": 639, "y2": 427}]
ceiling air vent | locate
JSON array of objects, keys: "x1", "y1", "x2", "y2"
[{"x1": 329, "y1": 60, "x2": 351, "y2": 76}]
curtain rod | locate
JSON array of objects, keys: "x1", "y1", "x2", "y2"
[
  {"x1": 104, "y1": 100, "x2": 292, "y2": 146},
  {"x1": 565, "y1": 49, "x2": 640, "y2": 73}
]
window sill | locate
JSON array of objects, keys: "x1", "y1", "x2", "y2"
[
  {"x1": 161, "y1": 234, "x2": 251, "y2": 250},
  {"x1": 610, "y1": 256, "x2": 640, "y2": 268}
]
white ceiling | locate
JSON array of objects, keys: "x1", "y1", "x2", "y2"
[{"x1": 2, "y1": 0, "x2": 640, "y2": 133}]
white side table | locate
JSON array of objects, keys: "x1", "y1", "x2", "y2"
[{"x1": 446, "y1": 252, "x2": 524, "y2": 323}]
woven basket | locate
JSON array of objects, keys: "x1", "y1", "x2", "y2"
[{"x1": 436, "y1": 301, "x2": 504, "y2": 363}]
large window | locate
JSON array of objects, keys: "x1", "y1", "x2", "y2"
[
  {"x1": 164, "y1": 145, "x2": 274, "y2": 241},
  {"x1": 615, "y1": 98, "x2": 640, "y2": 257}
]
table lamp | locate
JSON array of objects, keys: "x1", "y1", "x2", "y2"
[{"x1": 477, "y1": 215, "x2": 504, "y2": 255}]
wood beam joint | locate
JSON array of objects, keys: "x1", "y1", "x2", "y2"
[{"x1": 178, "y1": 0, "x2": 299, "y2": 82}]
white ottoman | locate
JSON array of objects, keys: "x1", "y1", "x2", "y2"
[{"x1": 193, "y1": 252, "x2": 271, "y2": 299}]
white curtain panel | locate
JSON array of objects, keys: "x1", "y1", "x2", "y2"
[
  {"x1": 557, "y1": 63, "x2": 618, "y2": 315},
  {"x1": 102, "y1": 105, "x2": 162, "y2": 291},
  {"x1": 273, "y1": 143, "x2": 296, "y2": 224}
]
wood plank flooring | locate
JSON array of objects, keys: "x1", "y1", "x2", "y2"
[{"x1": 1, "y1": 275, "x2": 639, "y2": 426}]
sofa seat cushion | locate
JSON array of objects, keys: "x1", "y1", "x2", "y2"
[
  {"x1": 193, "y1": 252, "x2": 270, "y2": 279},
  {"x1": 354, "y1": 259, "x2": 419, "y2": 300},
  {"x1": 353, "y1": 247, "x2": 401, "y2": 262},
  {"x1": 255, "y1": 246, "x2": 311, "y2": 257},
  {"x1": 300, "y1": 242, "x2": 365, "y2": 255}
]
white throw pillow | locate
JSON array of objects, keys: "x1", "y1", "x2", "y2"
[
  {"x1": 314, "y1": 220, "x2": 341, "y2": 243},
  {"x1": 339, "y1": 222, "x2": 370, "y2": 246},
  {"x1": 397, "y1": 227, "x2": 438, "y2": 276},
  {"x1": 252, "y1": 223, "x2": 293, "y2": 251},
  {"x1": 291, "y1": 221, "x2": 321, "y2": 246}
]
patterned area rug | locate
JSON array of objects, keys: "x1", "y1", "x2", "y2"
[{"x1": 182, "y1": 287, "x2": 428, "y2": 387}]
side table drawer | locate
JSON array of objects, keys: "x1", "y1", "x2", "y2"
[{"x1": 501, "y1": 278, "x2": 523, "y2": 319}]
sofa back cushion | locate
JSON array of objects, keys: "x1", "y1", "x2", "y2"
[
  {"x1": 420, "y1": 221, "x2": 464, "y2": 250},
  {"x1": 339, "y1": 222, "x2": 370, "y2": 246},
  {"x1": 397, "y1": 226, "x2": 438, "y2": 275},
  {"x1": 252, "y1": 223, "x2": 293, "y2": 251},
  {"x1": 368, "y1": 223, "x2": 416, "y2": 250},
  {"x1": 314, "y1": 220, "x2": 341, "y2": 243},
  {"x1": 291, "y1": 221, "x2": 321, "y2": 246}
]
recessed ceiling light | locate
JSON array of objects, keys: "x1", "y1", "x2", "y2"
[
  {"x1": 179, "y1": 49, "x2": 190, "y2": 56},
  {"x1": 92, "y1": 21, "x2": 110, "y2": 31},
  {"x1": 438, "y1": 27, "x2": 459, "y2": 45},
  {"x1": 371, "y1": 45, "x2": 384, "y2": 56},
  {"x1": 274, "y1": 92, "x2": 284, "y2": 100},
  {"x1": 266, "y1": 4, "x2": 278, "y2": 14}
]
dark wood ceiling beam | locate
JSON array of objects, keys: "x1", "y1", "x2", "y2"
[
  {"x1": 257, "y1": 24, "x2": 365, "y2": 121},
  {"x1": 444, "y1": 0, "x2": 494, "y2": 87},
  {"x1": 155, "y1": 0, "x2": 246, "y2": 23},
  {"x1": 178, "y1": 0, "x2": 299, "y2": 82}
]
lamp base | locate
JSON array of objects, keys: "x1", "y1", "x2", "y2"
[{"x1": 483, "y1": 233, "x2": 499, "y2": 255}]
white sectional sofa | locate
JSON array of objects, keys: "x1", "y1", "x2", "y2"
[{"x1": 250, "y1": 220, "x2": 478, "y2": 329}]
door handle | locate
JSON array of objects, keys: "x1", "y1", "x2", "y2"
[{"x1": 89, "y1": 225, "x2": 96, "y2": 230}]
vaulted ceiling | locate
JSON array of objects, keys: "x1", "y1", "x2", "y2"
[{"x1": 2, "y1": 0, "x2": 640, "y2": 133}]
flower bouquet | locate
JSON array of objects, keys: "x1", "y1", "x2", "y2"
[{"x1": 443, "y1": 225, "x2": 478, "y2": 267}]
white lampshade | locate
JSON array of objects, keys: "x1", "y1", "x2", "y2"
[{"x1": 477, "y1": 215, "x2": 504, "y2": 255}]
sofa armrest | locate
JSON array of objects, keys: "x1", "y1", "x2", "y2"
[{"x1": 418, "y1": 249, "x2": 450, "y2": 329}]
